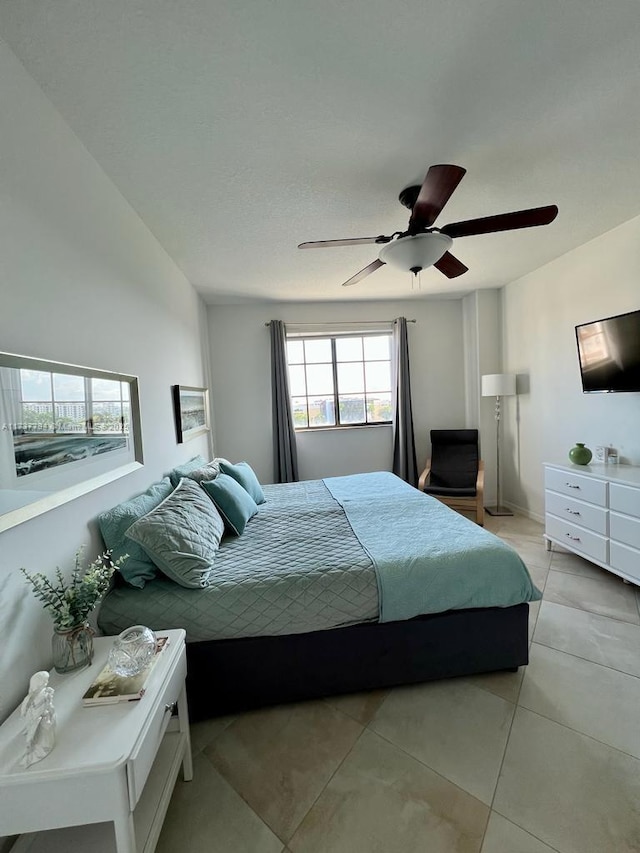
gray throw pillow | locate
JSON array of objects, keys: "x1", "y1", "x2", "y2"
[
  {"x1": 184, "y1": 458, "x2": 226, "y2": 484},
  {"x1": 168, "y1": 455, "x2": 208, "y2": 488},
  {"x1": 125, "y1": 478, "x2": 224, "y2": 588}
]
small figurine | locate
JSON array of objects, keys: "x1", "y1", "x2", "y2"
[{"x1": 20, "y1": 671, "x2": 56, "y2": 768}]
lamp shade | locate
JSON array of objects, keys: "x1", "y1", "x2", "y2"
[
  {"x1": 378, "y1": 232, "x2": 453, "y2": 272},
  {"x1": 481, "y1": 373, "x2": 516, "y2": 397}
]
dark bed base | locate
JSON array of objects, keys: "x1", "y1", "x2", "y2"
[{"x1": 185, "y1": 602, "x2": 529, "y2": 721}]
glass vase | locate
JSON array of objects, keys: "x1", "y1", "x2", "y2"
[
  {"x1": 52, "y1": 623, "x2": 94, "y2": 673},
  {"x1": 108, "y1": 625, "x2": 156, "y2": 676}
]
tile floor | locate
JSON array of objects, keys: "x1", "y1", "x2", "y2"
[{"x1": 156, "y1": 515, "x2": 640, "y2": 853}]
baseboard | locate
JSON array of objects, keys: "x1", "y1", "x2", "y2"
[{"x1": 502, "y1": 500, "x2": 544, "y2": 525}]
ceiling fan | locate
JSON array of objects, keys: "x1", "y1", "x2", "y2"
[{"x1": 298, "y1": 164, "x2": 558, "y2": 286}]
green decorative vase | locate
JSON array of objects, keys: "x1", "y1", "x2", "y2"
[{"x1": 568, "y1": 443, "x2": 592, "y2": 465}]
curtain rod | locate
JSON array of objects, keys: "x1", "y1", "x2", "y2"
[{"x1": 264, "y1": 319, "x2": 416, "y2": 327}]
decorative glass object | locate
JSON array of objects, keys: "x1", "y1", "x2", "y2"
[
  {"x1": 108, "y1": 625, "x2": 157, "y2": 676},
  {"x1": 568, "y1": 442, "x2": 592, "y2": 465},
  {"x1": 52, "y1": 623, "x2": 94, "y2": 673}
]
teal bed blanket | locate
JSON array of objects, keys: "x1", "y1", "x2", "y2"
[{"x1": 323, "y1": 472, "x2": 541, "y2": 623}]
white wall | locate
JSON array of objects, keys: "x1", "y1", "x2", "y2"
[
  {"x1": 462, "y1": 290, "x2": 503, "y2": 505},
  {"x1": 207, "y1": 300, "x2": 467, "y2": 482},
  {"x1": 0, "y1": 34, "x2": 210, "y2": 751},
  {"x1": 501, "y1": 215, "x2": 640, "y2": 519}
]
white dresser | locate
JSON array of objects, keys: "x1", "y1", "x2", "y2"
[{"x1": 544, "y1": 462, "x2": 640, "y2": 586}]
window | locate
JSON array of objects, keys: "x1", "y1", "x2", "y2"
[
  {"x1": 287, "y1": 334, "x2": 393, "y2": 429},
  {"x1": 19, "y1": 371, "x2": 130, "y2": 436}
]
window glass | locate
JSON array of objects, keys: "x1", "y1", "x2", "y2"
[
  {"x1": 291, "y1": 397, "x2": 309, "y2": 429},
  {"x1": 287, "y1": 332, "x2": 392, "y2": 429},
  {"x1": 364, "y1": 335, "x2": 391, "y2": 360},
  {"x1": 336, "y1": 337, "x2": 363, "y2": 362},
  {"x1": 287, "y1": 340, "x2": 305, "y2": 364},
  {"x1": 308, "y1": 396, "x2": 335, "y2": 426},
  {"x1": 305, "y1": 364, "x2": 334, "y2": 396},
  {"x1": 367, "y1": 392, "x2": 392, "y2": 422},
  {"x1": 53, "y1": 373, "x2": 85, "y2": 401},
  {"x1": 337, "y1": 362, "x2": 364, "y2": 394},
  {"x1": 54, "y1": 402, "x2": 86, "y2": 432},
  {"x1": 92, "y1": 401, "x2": 124, "y2": 433},
  {"x1": 21, "y1": 402, "x2": 53, "y2": 431},
  {"x1": 365, "y1": 361, "x2": 391, "y2": 393},
  {"x1": 304, "y1": 338, "x2": 332, "y2": 364},
  {"x1": 91, "y1": 378, "x2": 122, "y2": 401},
  {"x1": 20, "y1": 370, "x2": 51, "y2": 402},
  {"x1": 288, "y1": 365, "x2": 307, "y2": 397},
  {"x1": 339, "y1": 395, "x2": 366, "y2": 424}
]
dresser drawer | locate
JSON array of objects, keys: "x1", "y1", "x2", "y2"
[
  {"x1": 610, "y1": 483, "x2": 640, "y2": 520},
  {"x1": 544, "y1": 491, "x2": 608, "y2": 535},
  {"x1": 126, "y1": 649, "x2": 187, "y2": 809},
  {"x1": 544, "y1": 467, "x2": 607, "y2": 506},
  {"x1": 610, "y1": 511, "x2": 640, "y2": 550},
  {"x1": 545, "y1": 514, "x2": 608, "y2": 563},
  {"x1": 609, "y1": 541, "x2": 640, "y2": 583}
]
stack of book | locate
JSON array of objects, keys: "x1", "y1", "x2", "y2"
[{"x1": 82, "y1": 636, "x2": 169, "y2": 706}]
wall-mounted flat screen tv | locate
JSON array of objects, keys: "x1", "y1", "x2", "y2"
[{"x1": 575, "y1": 309, "x2": 640, "y2": 393}]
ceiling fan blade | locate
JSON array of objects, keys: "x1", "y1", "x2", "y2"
[
  {"x1": 441, "y1": 204, "x2": 558, "y2": 239},
  {"x1": 342, "y1": 259, "x2": 385, "y2": 287},
  {"x1": 433, "y1": 252, "x2": 468, "y2": 278},
  {"x1": 409, "y1": 164, "x2": 467, "y2": 231},
  {"x1": 298, "y1": 236, "x2": 390, "y2": 249}
]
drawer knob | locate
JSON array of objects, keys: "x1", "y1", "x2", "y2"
[
  {"x1": 565, "y1": 508, "x2": 581, "y2": 516},
  {"x1": 565, "y1": 534, "x2": 581, "y2": 542},
  {"x1": 566, "y1": 483, "x2": 581, "y2": 489},
  {"x1": 165, "y1": 701, "x2": 178, "y2": 715}
]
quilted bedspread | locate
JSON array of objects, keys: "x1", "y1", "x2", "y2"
[
  {"x1": 324, "y1": 472, "x2": 541, "y2": 623},
  {"x1": 98, "y1": 473, "x2": 540, "y2": 642},
  {"x1": 97, "y1": 479, "x2": 379, "y2": 641}
]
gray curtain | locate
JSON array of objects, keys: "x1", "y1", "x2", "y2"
[
  {"x1": 270, "y1": 320, "x2": 299, "y2": 483},
  {"x1": 392, "y1": 317, "x2": 418, "y2": 486}
]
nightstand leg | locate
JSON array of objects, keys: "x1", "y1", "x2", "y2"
[
  {"x1": 178, "y1": 688, "x2": 194, "y2": 782},
  {"x1": 114, "y1": 812, "x2": 136, "y2": 853}
]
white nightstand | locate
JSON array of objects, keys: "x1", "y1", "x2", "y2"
[{"x1": 0, "y1": 628, "x2": 192, "y2": 853}]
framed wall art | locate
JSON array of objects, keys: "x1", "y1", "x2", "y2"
[
  {"x1": 0, "y1": 351, "x2": 143, "y2": 533},
  {"x1": 172, "y1": 385, "x2": 209, "y2": 443}
]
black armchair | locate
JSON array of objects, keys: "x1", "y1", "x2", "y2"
[{"x1": 418, "y1": 429, "x2": 485, "y2": 526}]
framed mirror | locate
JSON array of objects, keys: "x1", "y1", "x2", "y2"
[{"x1": 0, "y1": 352, "x2": 143, "y2": 533}]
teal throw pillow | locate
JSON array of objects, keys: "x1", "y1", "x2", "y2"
[
  {"x1": 98, "y1": 477, "x2": 174, "y2": 588},
  {"x1": 125, "y1": 478, "x2": 224, "y2": 589},
  {"x1": 201, "y1": 473, "x2": 259, "y2": 535},
  {"x1": 219, "y1": 460, "x2": 266, "y2": 505},
  {"x1": 168, "y1": 455, "x2": 208, "y2": 488}
]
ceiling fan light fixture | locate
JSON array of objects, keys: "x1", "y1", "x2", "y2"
[{"x1": 378, "y1": 231, "x2": 453, "y2": 274}]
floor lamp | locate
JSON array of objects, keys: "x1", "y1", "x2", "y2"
[{"x1": 481, "y1": 373, "x2": 516, "y2": 516}]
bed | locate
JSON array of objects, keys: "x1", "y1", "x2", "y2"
[{"x1": 98, "y1": 471, "x2": 540, "y2": 721}]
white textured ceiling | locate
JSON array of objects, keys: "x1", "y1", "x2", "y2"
[{"x1": 2, "y1": 0, "x2": 640, "y2": 303}]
